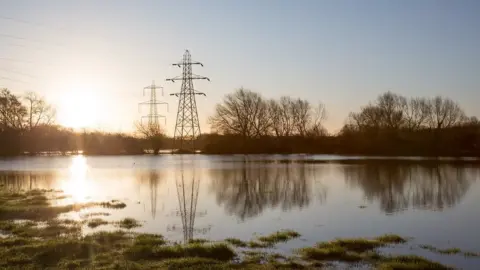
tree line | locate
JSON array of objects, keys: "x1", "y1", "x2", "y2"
[
  {"x1": 204, "y1": 89, "x2": 479, "y2": 156},
  {"x1": 0, "y1": 88, "x2": 168, "y2": 156},
  {"x1": 1, "y1": 87, "x2": 479, "y2": 156}
]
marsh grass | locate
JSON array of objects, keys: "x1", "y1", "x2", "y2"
[
  {"x1": 225, "y1": 238, "x2": 248, "y2": 248},
  {"x1": 87, "y1": 218, "x2": 109, "y2": 228},
  {"x1": 83, "y1": 212, "x2": 111, "y2": 218},
  {"x1": 257, "y1": 230, "x2": 301, "y2": 245},
  {"x1": 0, "y1": 189, "x2": 458, "y2": 269},
  {"x1": 377, "y1": 255, "x2": 453, "y2": 270},
  {"x1": 124, "y1": 242, "x2": 236, "y2": 262},
  {"x1": 189, "y1": 238, "x2": 209, "y2": 244},
  {"x1": 419, "y1": 244, "x2": 479, "y2": 257},
  {"x1": 99, "y1": 200, "x2": 127, "y2": 209},
  {"x1": 0, "y1": 219, "x2": 81, "y2": 238},
  {"x1": 117, "y1": 218, "x2": 141, "y2": 229}
]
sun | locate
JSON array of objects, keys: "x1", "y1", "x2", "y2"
[{"x1": 57, "y1": 86, "x2": 100, "y2": 129}]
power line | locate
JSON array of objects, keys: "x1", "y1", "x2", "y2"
[
  {"x1": 0, "y1": 33, "x2": 67, "y2": 48},
  {"x1": 0, "y1": 76, "x2": 29, "y2": 84},
  {"x1": 0, "y1": 67, "x2": 36, "y2": 79},
  {"x1": 0, "y1": 15, "x2": 69, "y2": 33},
  {"x1": 0, "y1": 57, "x2": 53, "y2": 66}
]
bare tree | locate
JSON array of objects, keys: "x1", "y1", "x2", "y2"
[
  {"x1": 209, "y1": 88, "x2": 271, "y2": 138},
  {"x1": 349, "y1": 105, "x2": 383, "y2": 130},
  {"x1": 427, "y1": 96, "x2": 466, "y2": 129},
  {"x1": 0, "y1": 88, "x2": 26, "y2": 130},
  {"x1": 279, "y1": 96, "x2": 295, "y2": 136},
  {"x1": 404, "y1": 97, "x2": 431, "y2": 130},
  {"x1": 268, "y1": 99, "x2": 283, "y2": 136},
  {"x1": 307, "y1": 102, "x2": 328, "y2": 137},
  {"x1": 135, "y1": 121, "x2": 164, "y2": 154},
  {"x1": 23, "y1": 92, "x2": 56, "y2": 130},
  {"x1": 376, "y1": 92, "x2": 407, "y2": 129},
  {"x1": 291, "y1": 98, "x2": 311, "y2": 136}
]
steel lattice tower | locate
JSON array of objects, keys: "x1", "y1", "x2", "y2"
[
  {"x1": 139, "y1": 81, "x2": 168, "y2": 129},
  {"x1": 167, "y1": 50, "x2": 210, "y2": 152}
]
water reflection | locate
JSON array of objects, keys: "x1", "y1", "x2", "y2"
[
  {"x1": 167, "y1": 167, "x2": 210, "y2": 243},
  {"x1": 0, "y1": 171, "x2": 56, "y2": 190},
  {"x1": 61, "y1": 156, "x2": 92, "y2": 203},
  {"x1": 343, "y1": 163, "x2": 478, "y2": 214},
  {"x1": 210, "y1": 160, "x2": 327, "y2": 221},
  {"x1": 138, "y1": 171, "x2": 162, "y2": 219}
]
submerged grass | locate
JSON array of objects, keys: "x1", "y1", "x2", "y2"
[
  {"x1": 378, "y1": 255, "x2": 453, "y2": 270},
  {"x1": 419, "y1": 244, "x2": 479, "y2": 257},
  {"x1": 117, "y1": 218, "x2": 141, "y2": 229},
  {"x1": 124, "y1": 242, "x2": 236, "y2": 262},
  {"x1": 0, "y1": 188, "x2": 459, "y2": 269},
  {"x1": 257, "y1": 230, "x2": 301, "y2": 245},
  {"x1": 99, "y1": 200, "x2": 127, "y2": 209},
  {"x1": 87, "y1": 218, "x2": 109, "y2": 228},
  {"x1": 225, "y1": 238, "x2": 248, "y2": 248}
]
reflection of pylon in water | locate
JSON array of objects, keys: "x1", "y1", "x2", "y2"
[
  {"x1": 149, "y1": 171, "x2": 159, "y2": 219},
  {"x1": 167, "y1": 169, "x2": 209, "y2": 243}
]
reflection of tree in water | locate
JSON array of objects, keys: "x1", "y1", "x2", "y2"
[
  {"x1": 0, "y1": 171, "x2": 56, "y2": 190},
  {"x1": 167, "y1": 168, "x2": 209, "y2": 243},
  {"x1": 210, "y1": 160, "x2": 327, "y2": 221},
  {"x1": 344, "y1": 163, "x2": 478, "y2": 214}
]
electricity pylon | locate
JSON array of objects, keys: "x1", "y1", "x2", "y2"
[
  {"x1": 138, "y1": 81, "x2": 168, "y2": 129},
  {"x1": 166, "y1": 50, "x2": 209, "y2": 152}
]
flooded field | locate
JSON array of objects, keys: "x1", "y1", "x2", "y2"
[{"x1": 1, "y1": 155, "x2": 479, "y2": 269}]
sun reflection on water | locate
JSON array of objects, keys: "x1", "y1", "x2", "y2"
[{"x1": 61, "y1": 155, "x2": 93, "y2": 203}]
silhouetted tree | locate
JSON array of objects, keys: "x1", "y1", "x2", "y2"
[
  {"x1": 427, "y1": 96, "x2": 466, "y2": 129},
  {"x1": 23, "y1": 92, "x2": 56, "y2": 130},
  {"x1": 135, "y1": 121, "x2": 164, "y2": 154},
  {"x1": 209, "y1": 88, "x2": 271, "y2": 138},
  {"x1": 0, "y1": 88, "x2": 26, "y2": 130}
]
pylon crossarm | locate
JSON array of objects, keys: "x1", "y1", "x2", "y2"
[{"x1": 173, "y1": 61, "x2": 203, "y2": 67}]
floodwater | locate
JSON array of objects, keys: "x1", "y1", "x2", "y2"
[{"x1": 1, "y1": 155, "x2": 480, "y2": 269}]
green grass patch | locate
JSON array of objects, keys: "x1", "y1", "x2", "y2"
[
  {"x1": 225, "y1": 238, "x2": 248, "y2": 248},
  {"x1": 83, "y1": 212, "x2": 111, "y2": 218},
  {"x1": 419, "y1": 244, "x2": 478, "y2": 257},
  {"x1": 378, "y1": 255, "x2": 452, "y2": 269},
  {"x1": 0, "y1": 219, "x2": 81, "y2": 238},
  {"x1": 124, "y1": 242, "x2": 235, "y2": 261},
  {"x1": 256, "y1": 230, "x2": 301, "y2": 246},
  {"x1": 189, "y1": 238, "x2": 209, "y2": 244},
  {"x1": 87, "y1": 218, "x2": 109, "y2": 228},
  {"x1": 117, "y1": 218, "x2": 141, "y2": 229},
  {"x1": 99, "y1": 200, "x2": 127, "y2": 209}
]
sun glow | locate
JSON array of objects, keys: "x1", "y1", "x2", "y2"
[
  {"x1": 57, "y1": 86, "x2": 101, "y2": 129},
  {"x1": 61, "y1": 155, "x2": 93, "y2": 203}
]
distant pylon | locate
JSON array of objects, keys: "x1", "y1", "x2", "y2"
[
  {"x1": 167, "y1": 50, "x2": 210, "y2": 152},
  {"x1": 139, "y1": 81, "x2": 169, "y2": 129}
]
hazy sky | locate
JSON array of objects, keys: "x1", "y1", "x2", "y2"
[{"x1": 1, "y1": 0, "x2": 479, "y2": 135}]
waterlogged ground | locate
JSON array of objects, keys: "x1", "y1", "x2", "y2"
[{"x1": 1, "y1": 155, "x2": 480, "y2": 269}]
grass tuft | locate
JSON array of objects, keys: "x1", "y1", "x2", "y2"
[
  {"x1": 378, "y1": 255, "x2": 452, "y2": 270},
  {"x1": 124, "y1": 242, "x2": 235, "y2": 261},
  {"x1": 99, "y1": 200, "x2": 127, "y2": 209},
  {"x1": 256, "y1": 230, "x2": 301, "y2": 246},
  {"x1": 87, "y1": 218, "x2": 109, "y2": 228},
  {"x1": 189, "y1": 238, "x2": 209, "y2": 244},
  {"x1": 117, "y1": 218, "x2": 141, "y2": 229},
  {"x1": 225, "y1": 237, "x2": 248, "y2": 248}
]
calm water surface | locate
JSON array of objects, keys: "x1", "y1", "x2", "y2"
[{"x1": 1, "y1": 155, "x2": 479, "y2": 269}]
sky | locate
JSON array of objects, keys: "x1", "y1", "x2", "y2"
[{"x1": 0, "y1": 0, "x2": 479, "y2": 135}]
